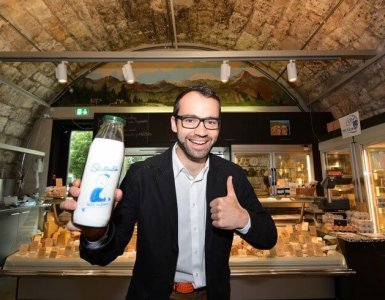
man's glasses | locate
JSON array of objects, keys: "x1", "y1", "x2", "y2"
[{"x1": 174, "y1": 115, "x2": 221, "y2": 130}]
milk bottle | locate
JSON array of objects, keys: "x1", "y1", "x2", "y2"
[{"x1": 73, "y1": 115, "x2": 125, "y2": 227}]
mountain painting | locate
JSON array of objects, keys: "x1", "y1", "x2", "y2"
[{"x1": 54, "y1": 61, "x2": 294, "y2": 107}]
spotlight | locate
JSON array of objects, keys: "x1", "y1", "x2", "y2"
[
  {"x1": 220, "y1": 60, "x2": 231, "y2": 83},
  {"x1": 55, "y1": 61, "x2": 67, "y2": 84},
  {"x1": 122, "y1": 61, "x2": 135, "y2": 84},
  {"x1": 287, "y1": 60, "x2": 297, "y2": 82}
]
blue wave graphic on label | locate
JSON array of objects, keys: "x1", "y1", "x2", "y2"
[{"x1": 88, "y1": 163, "x2": 119, "y2": 203}]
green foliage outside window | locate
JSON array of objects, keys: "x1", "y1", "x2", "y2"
[{"x1": 67, "y1": 131, "x2": 93, "y2": 183}]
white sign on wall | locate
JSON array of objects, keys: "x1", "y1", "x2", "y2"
[{"x1": 338, "y1": 111, "x2": 361, "y2": 139}]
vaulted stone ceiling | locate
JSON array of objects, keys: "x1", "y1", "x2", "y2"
[{"x1": 1, "y1": 0, "x2": 385, "y2": 148}]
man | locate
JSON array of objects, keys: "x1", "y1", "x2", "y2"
[{"x1": 62, "y1": 85, "x2": 277, "y2": 300}]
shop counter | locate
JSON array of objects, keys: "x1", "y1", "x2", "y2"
[{"x1": 1, "y1": 251, "x2": 354, "y2": 300}]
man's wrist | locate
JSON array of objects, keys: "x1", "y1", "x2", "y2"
[
  {"x1": 83, "y1": 226, "x2": 109, "y2": 242},
  {"x1": 237, "y1": 209, "x2": 249, "y2": 228},
  {"x1": 237, "y1": 211, "x2": 251, "y2": 235},
  {"x1": 82, "y1": 224, "x2": 112, "y2": 250}
]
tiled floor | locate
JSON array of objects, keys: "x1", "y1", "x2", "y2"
[{"x1": 0, "y1": 277, "x2": 17, "y2": 300}]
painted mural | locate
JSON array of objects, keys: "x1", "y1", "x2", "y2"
[{"x1": 54, "y1": 62, "x2": 294, "y2": 107}]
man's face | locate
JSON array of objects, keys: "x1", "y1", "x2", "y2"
[{"x1": 171, "y1": 91, "x2": 220, "y2": 163}]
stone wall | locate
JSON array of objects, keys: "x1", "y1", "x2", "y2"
[{"x1": 0, "y1": 0, "x2": 385, "y2": 182}]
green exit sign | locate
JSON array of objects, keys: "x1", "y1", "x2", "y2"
[{"x1": 75, "y1": 108, "x2": 89, "y2": 116}]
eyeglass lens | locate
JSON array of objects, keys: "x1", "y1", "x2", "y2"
[{"x1": 179, "y1": 116, "x2": 219, "y2": 129}]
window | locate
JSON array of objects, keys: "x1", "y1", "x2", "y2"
[{"x1": 67, "y1": 131, "x2": 93, "y2": 184}]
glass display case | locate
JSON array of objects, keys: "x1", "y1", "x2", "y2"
[
  {"x1": 119, "y1": 148, "x2": 167, "y2": 183},
  {"x1": 366, "y1": 143, "x2": 385, "y2": 233},
  {"x1": 120, "y1": 146, "x2": 230, "y2": 183},
  {"x1": 323, "y1": 150, "x2": 356, "y2": 209},
  {"x1": 1, "y1": 144, "x2": 351, "y2": 300},
  {"x1": 231, "y1": 145, "x2": 314, "y2": 198},
  {"x1": 3, "y1": 217, "x2": 349, "y2": 275},
  {"x1": 275, "y1": 151, "x2": 311, "y2": 188},
  {"x1": 233, "y1": 153, "x2": 270, "y2": 196},
  {"x1": 318, "y1": 124, "x2": 385, "y2": 233}
]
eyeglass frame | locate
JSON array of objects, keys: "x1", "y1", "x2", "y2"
[{"x1": 173, "y1": 115, "x2": 221, "y2": 130}]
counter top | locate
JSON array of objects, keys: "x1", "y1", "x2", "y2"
[
  {"x1": 1, "y1": 251, "x2": 354, "y2": 277},
  {"x1": 336, "y1": 232, "x2": 385, "y2": 242},
  {"x1": 0, "y1": 203, "x2": 48, "y2": 213},
  {"x1": 259, "y1": 197, "x2": 315, "y2": 203}
]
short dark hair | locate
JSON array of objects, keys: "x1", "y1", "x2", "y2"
[{"x1": 173, "y1": 85, "x2": 221, "y2": 116}]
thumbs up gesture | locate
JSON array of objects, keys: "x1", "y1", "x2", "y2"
[{"x1": 210, "y1": 176, "x2": 249, "y2": 230}]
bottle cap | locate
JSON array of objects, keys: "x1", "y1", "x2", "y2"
[{"x1": 102, "y1": 115, "x2": 126, "y2": 125}]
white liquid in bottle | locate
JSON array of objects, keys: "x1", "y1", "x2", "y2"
[{"x1": 73, "y1": 138, "x2": 124, "y2": 227}]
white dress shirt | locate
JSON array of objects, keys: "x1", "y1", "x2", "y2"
[
  {"x1": 172, "y1": 144, "x2": 251, "y2": 288},
  {"x1": 173, "y1": 144, "x2": 209, "y2": 288}
]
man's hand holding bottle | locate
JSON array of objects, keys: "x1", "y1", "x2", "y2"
[{"x1": 60, "y1": 179, "x2": 123, "y2": 241}]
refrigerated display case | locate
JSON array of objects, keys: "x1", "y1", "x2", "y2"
[
  {"x1": 119, "y1": 147, "x2": 167, "y2": 183},
  {"x1": 318, "y1": 123, "x2": 385, "y2": 233},
  {"x1": 120, "y1": 146, "x2": 230, "y2": 183},
  {"x1": 1, "y1": 219, "x2": 352, "y2": 300},
  {"x1": 318, "y1": 131, "x2": 367, "y2": 217},
  {"x1": 231, "y1": 145, "x2": 314, "y2": 198},
  {"x1": 231, "y1": 145, "x2": 316, "y2": 223},
  {"x1": 365, "y1": 143, "x2": 385, "y2": 233},
  {"x1": 233, "y1": 152, "x2": 271, "y2": 196},
  {"x1": 2, "y1": 144, "x2": 353, "y2": 300},
  {"x1": 322, "y1": 150, "x2": 356, "y2": 209},
  {"x1": 275, "y1": 152, "x2": 311, "y2": 188}
]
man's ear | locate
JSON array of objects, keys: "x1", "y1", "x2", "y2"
[{"x1": 171, "y1": 115, "x2": 177, "y2": 133}]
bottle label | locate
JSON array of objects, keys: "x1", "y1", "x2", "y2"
[{"x1": 73, "y1": 138, "x2": 124, "y2": 227}]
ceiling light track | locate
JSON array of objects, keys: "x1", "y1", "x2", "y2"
[{"x1": 0, "y1": 49, "x2": 376, "y2": 63}]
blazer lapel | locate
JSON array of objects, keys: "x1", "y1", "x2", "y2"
[{"x1": 153, "y1": 148, "x2": 179, "y2": 249}]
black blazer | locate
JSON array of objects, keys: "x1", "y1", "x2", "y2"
[{"x1": 80, "y1": 147, "x2": 277, "y2": 299}]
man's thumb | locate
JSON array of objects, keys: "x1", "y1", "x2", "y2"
[{"x1": 226, "y1": 176, "x2": 235, "y2": 196}]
